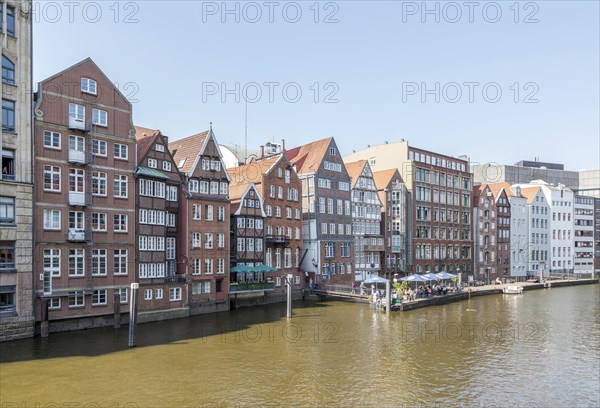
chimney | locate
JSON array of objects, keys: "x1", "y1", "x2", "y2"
[
  {"x1": 161, "y1": 134, "x2": 169, "y2": 145},
  {"x1": 260, "y1": 145, "x2": 264, "y2": 158},
  {"x1": 281, "y1": 139, "x2": 286, "y2": 152}
]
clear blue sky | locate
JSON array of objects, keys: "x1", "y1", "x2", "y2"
[{"x1": 33, "y1": 1, "x2": 599, "y2": 170}]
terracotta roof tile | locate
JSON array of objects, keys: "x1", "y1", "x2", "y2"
[
  {"x1": 169, "y1": 130, "x2": 210, "y2": 175},
  {"x1": 229, "y1": 183, "x2": 253, "y2": 203},
  {"x1": 286, "y1": 137, "x2": 333, "y2": 174},
  {"x1": 134, "y1": 126, "x2": 161, "y2": 165},
  {"x1": 519, "y1": 186, "x2": 542, "y2": 204},
  {"x1": 372, "y1": 169, "x2": 402, "y2": 190},
  {"x1": 228, "y1": 156, "x2": 282, "y2": 197},
  {"x1": 344, "y1": 160, "x2": 367, "y2": 188}
]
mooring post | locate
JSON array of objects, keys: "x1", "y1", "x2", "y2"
[
  {"x1": 128, "y1": 282, "x2": 139, "y2": 347},
  {"x1": 286, "y1": 274, "x2": 293, "y2": 318},
  {"x1": 386, "y1": 278, "x2": 391, "y2": 315},
  {"x1": 40, "y1": 299, "x2": 49, "y2": 338},
  {"x1": 114, "y1": 292, "x2": 121, "y2": 329}
]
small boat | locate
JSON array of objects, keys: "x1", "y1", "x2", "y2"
[{"x1": 503, "y1": 285, "x2": 524, "y2": 294}]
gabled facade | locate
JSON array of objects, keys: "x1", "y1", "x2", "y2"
[
  {"x1": 516, "y1": 180, "x2": 574, "y2": 275},
  {"x1": 518, "y1": 186, "x2": 551, "y2": 277},
  {"x1": 33, "y1": 58, "x2": 136, "y2": 326},
  {"x1": 473, "y1": 184, "x2": 511, "y2": 283},
  {"x1": 344, "y1": 160, "x2": 384, "y2": 282},
  {"x1": 170, "y1": 127, "x2": 230, "y2": 314},
  {"x1": 228, "y1": 153, "x2": 304, "y2": 293},
  {"x1": 229, "y1": 183, "x2": 271, "y2": 295},
  {"x1": 1, "y1": 0, "x2": 34, "y2": 340},
  {"x1": 373, "y1": 169, "x2": 407, "y2": 279},
  {"x1": 134, "y1": 126, "x2": 186, "y2": 315},
  {"x1": 286, "y1": 137, "x2": 353, "y2": 284}
]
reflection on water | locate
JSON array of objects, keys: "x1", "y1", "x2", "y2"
[{"x1": 1, "y1": 285, "x2": 599, "y2": 407}]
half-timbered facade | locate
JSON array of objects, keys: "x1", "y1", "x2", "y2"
[
  {"x1": 170, "y1": 127, "x2": 230, "y2": 314},
  {"x1": 135, "y1": 126, "x2": 186, "y2": 315}
]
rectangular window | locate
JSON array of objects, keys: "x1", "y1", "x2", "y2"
[
  {"x1": 169, "y1": 288, "x2": 181, "y2": 302},
  {"x1": 199, "y1": 181, "x2": 209, "y2": 194},
  {"x1": 193, "y1": 204, "x2": 201, "y2": 220},
  {"x1": 43, "y1": 249, "x2": 61, "y2": 277},
  {"x1": 210, "y1": 182, "x2": 219, "y2": 195},
  {"x1": 204, "y1": 259, "x2": 213, "y2": 275},
  {"x1": 167, "y1": 186, "x2": 178, "y2": 201},
  {"x1": 114, "y1": 143, "x2": 128, "y2": 160},
  {"x1": 68, "y1": 291, "x2": 85, "y2": 308},
  {"x1": 92, "y1": 213, "x2": 107, "y2": 231},
  {"x1": 92, "y1": 139, "x2": 107, "y2": 156},
  {"x1": 155, "y1": 289, "x2": 164, "y2": 299},
  {"x1": 43, "y1": 131, "x2": 61, "y2": 149},
  {"x1": 92, "y1": 289, "x2": 106, "y2": 306},
  {"x1": 192, "y1": 258, "x2": 202, "y2": 275},
  {"x1": 92, "y1": 109, "x2": 108, "y2": 126},
  {"x1": 189, "y1": 180, "x2": 199, "y2": 193},
  {"x1": 91, "y1": 248, "x2": 107, "y2": 276},
  {"x1": 205, "y1": 205, "x2": 213, "y2": 221},
  {"x1": 217, "y1": 206, "x2": 225, "y2": 221},
  {"x1": 43, "y1": 166, "x2": 61, "y2": 191},
  {"x1": 113, "y1": 214, "x2": 128, "y2": 232},
  {"x1": 43, "y1": 209, "x2": 61, "y2": 230},
  {"x1": 2, "y1": 99, "x2": 15, "y2": 132},
  {"x1": 0, "y1": 241, "x2": 16, "y2": 270},
  {"x1": 218, "y1": 233, "x2": 225, "y2": 248},
  {"x1": 69, "y1": 168, "x2": 85, "y2": 193},
  {"x1": 220, "y1": 182, "x2": 228, "y2": 195},
  {"x1": 114, "y1": 250, "x2": 128, "y2": 275},
  {"x1": 68, "y1": 249, "x2": 85, "y2": 276},
  {"x1": 163, "y1": 161, "x2": 172, "y2": 171},
  {"x1": 144, "y1": 289, "x2": 153, "y2": 301},
  {"x1": 205, "y1": 233, "x2": 213, "y2": 249},
  {"x1": 92, "y1": 172, "x2": 107, "y2": 196},
  {"x1": 147, "y1": 158, "x2": 157, "y2": 168},
  {"x1": 192, "y1": 233, "x2": 201, "y2": 248},
  {"x1": 114, "y1": 175, "x2": 128, "y2": 198},
  {"x1": 115, "y1": 288, "x2": 128, "y2": 303}
]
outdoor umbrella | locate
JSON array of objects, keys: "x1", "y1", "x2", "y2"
[
  {"x1": 421, "y1": 272, "x2": 440, "y2": 282},
  {"x1": 252, "y1": 264, "x2": 277, "y2": 273},
  {"x1": 363, "y1": 276, "x2": 388, "y2": 284},
  {"x1": 230, "y1": 265, "x2": 253, "y2": 273},
  {"x1": 399, "y1": 274, "x2": 428, "y2": 282},
  {"x1": 435, "y1": 272, "x2": 457, "y2": 280}
]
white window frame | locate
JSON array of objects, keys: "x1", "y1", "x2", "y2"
[
  {"x1": 43, "y1": 130, "x2": 61, "y2": 149},
  {"x1": 92, "y1": 108, "x2": 108, "y2": 126},
  {"x1": 114, "y1": 143, "x2": 128, "y2": 160}
]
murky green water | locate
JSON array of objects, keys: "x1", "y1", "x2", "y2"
[{"x1": 1, "y1": 285, "x2": 599, "y2": 408}]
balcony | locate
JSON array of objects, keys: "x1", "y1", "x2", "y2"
[
  {"x1": 68, "y1": 149, "x2": 87, "y2": 165},
  {"x1": 67, "y1": 228, "x2": 86, "y2": 242},
  {"x1": 229, "y1": 281, "x2": 275, "y2": 293},
  {"x1": 68, "y1": 115, "x2": 87, "y2": 131},
  {"x1": 265, "y1": 235, "x2": 291, "y2": 244},
  {"x1": 68, "y1": 192, "x2": 86, "y2": 206}
]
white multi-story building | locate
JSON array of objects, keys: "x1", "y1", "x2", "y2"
[
  {"x1": 345, "y1": 160, "x2": 384, "y2": 282},
  {"x1": 574, "y1": 195, "x2": 594, "y2": 274},
  {"x1": 518, "y1": 185, "x2": 551, "y2": 277},
  {"x1": 516, "y1": 180, "x2": 575, "y2": 275},
  {"x1": 508, "y1": 185, "x2": 528, "y2": 280}
]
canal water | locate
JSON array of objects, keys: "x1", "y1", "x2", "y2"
[{"x1": 1, "y1": 285, "x2": 599, "y2": 408}]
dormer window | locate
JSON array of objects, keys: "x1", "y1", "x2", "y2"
[
  {"x1": 81, "y1": 78, "x2": 97, "y2": 95},
  {"x1": 178, "y1": 159, "x2": 186, "y2": 168}
]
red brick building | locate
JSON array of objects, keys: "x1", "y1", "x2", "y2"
[
  {"x1": 33, "y1": 58, "x2": 136, "y2": 325},
  {"x1": 134, "y1": 127, "x2": 186, "y2": 317},
  {"x1": 473, "y1": 184, "x2": 511, "y2": 283},
  {"x1": 169, "y1": 127, "x2": 230, "y2": 314},
  {"x1": 227, "y1": 153, "x2": 303, "y2": 293},
  {"x1": 286, "y1": 137, "x2": 353, "y2": 285}
]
